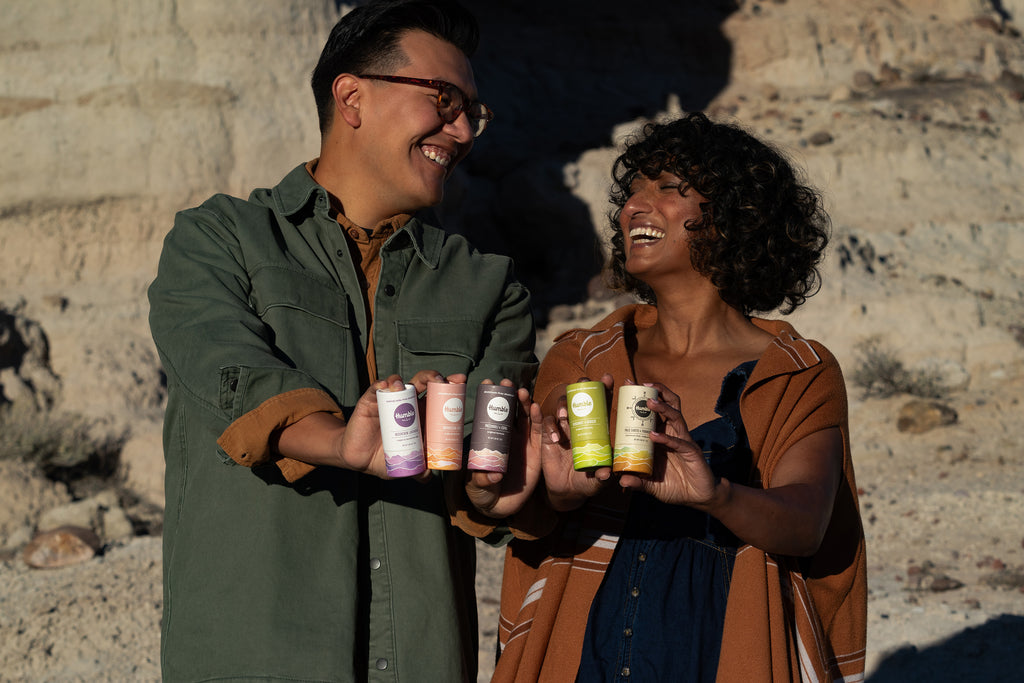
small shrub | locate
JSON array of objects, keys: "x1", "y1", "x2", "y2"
[
  {"x1": 850, "y1": 337, "x2": 946, "y2": 399},
  {"x1": 0, "y1": 402, "x2": 123, "y2": 486}
]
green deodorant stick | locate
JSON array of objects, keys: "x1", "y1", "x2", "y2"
[{"x1": 566, "y1": 381, "x2": 612, "y2": 470}]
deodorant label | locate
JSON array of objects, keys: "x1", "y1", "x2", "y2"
[
  {"x1": 425, "y1": 382, "x2": 466, "y2": 471},
  {"x1": 566, "y1": 381, "x2": 611, "y2": 470},
  {"x1": 467, "y1": 383, "x2": 516, "y2": 473},
  {"x1": 613, "y1": 385, "x2": 658, "y2": 475},
  {"x1": 376, "y1": 384, "x2": 426, "y2": 477}
]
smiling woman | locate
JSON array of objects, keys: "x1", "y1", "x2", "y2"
[
  {"x1": 490, "y1": 112, "x2": 866, "y2": 683},
  {"x1": 607, "y1": 112, "x2": 830, "y2": 314}
]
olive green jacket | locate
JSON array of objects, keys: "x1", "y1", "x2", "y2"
[{"x1": 148, "y1": 163, "x2": 537, "y2": 682}]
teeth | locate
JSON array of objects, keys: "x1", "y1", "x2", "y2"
[
  {"x1": 629, "y1": 226, "x2": 665, "y2": 241},
  {"x1": 423, "y1": 147, "x2": 451, "y2": 167}
]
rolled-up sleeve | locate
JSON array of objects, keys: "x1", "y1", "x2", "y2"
[{"x1": 149, "y1": 203, "x2": 344, "y2": 482}]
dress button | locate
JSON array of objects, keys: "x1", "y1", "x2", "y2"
[
  {"x1": 383, "y1": 284, "x2": 396, "y2": 296},
  {"x1": 623, "y1": 627, "x2": 633, "y2": 637},
  {"x1": 621, "y1": 667, "x2": 631, "y2": 677},
  {"x1": 630, "y1": 587, "x2": 640, "y2": 597},
  {"x1": 375, "y1": 658, "x2": 388, "y2": 670},
  {"x1": 638, "y1": 553, "x2": 647, "y2": 562},
  {"x1": 369, "y1": 557, "x2": 381, "y2": 570}
]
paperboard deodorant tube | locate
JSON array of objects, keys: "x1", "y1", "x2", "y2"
[
  {"x1": 613, "y1": 384, "x2": 658, "y2": 475},
  {"x1": 376, "y1": 383, "x2": 426, "y2": 477},
  {"x1": 566, "y1": 381, "x2": 612, "y2": 470},
  {"x1": 467, "y1": 383, "x2": 516, "y2": 472},
  {"x1": 425, "y1": 381, "x2": 466, "y2": 470}
]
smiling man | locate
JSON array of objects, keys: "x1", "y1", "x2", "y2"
[{"x1": 147, "y1": 2, "x2": 537, "y2": 681}]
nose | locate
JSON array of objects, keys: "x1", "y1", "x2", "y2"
[
  {"x1": 445, "y1": 110, "x2": 476, "y2": 145},
  {"x1": 621, "y1": 190, "x2": 652, "y2": 220}
]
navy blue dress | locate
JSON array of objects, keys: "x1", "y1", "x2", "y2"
[{"x1": 576, "y1": 361, "x2": 757, "y2": 682}]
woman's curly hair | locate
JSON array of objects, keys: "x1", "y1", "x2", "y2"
[{"x1": 606, "y1": 112, "x2": 830, "y2": 315}]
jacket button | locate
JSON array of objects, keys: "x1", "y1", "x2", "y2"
[
  {"x1": 336, "y1": 249, "x2": 344, "y2": 258},
  {"x1": 369, "y1": 558, "x2": 381, "y2": 570},
  {"x1": 375, "y1": 658, "x2": 388, "y2": 670},
  {"x1": 383, "y1": 284, "x2": 396, "y2": 296}
]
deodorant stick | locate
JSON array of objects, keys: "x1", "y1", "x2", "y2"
[
  {"x1": 425, "y1": 381, "x2": 466, "y2": 471},
  {"x1": 467, "y1": 383, "x2": 516, "y2": 473},
  {"x1": 566, "y1": 381, "x2": 612, "y2": 470},
  {"x1": 376, "y1": 383, "x2": 426, "y2": 477},
  {"x1": 613, "y1": 384, "x2": 658, "y2": 475}
]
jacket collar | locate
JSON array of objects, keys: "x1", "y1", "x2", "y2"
[
  {"x1": 269, "y1": 162, "x2": 443, "y2": 269},
  {"x1": 270, "y1": 162, "x2": 325, "y2": 217},
  {"x1": 583, "y1": 304, "x2": 821, "y2": 378}
]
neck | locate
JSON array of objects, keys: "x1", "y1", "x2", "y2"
[
  {"x1": 643, "y1": 276, "x2": 752, "y2": 355},
  {"x1": 313, "y1": 139, "x2": 394, "y2": 230}
]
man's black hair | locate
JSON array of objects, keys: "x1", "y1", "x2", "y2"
[{"x1": 311, "y1": 0, "x2": 479, "y2": 134}]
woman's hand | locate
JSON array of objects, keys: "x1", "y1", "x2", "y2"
[
  {"x1": 620, "y1": 382, "x2": 845, "y2": 556},
  {"x1": 617, "y1": 382, "x2": 719, "y2": 506},
  {"x1": 539, "y1": 374, "x2": 614, "y2": 511}
]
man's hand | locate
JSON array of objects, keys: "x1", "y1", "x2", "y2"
[
  {"x1": 276, "y1": 371, "x2": 466, "y2": 481},
  {"x1": 464, "y1": 380, "x2": 543, "y2": 518},
  {"x1": 273, "y1": 379, "x2": 391, "y2": 478}
]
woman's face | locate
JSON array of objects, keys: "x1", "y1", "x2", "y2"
[{"x1": 619, "y1": 171, "x2": 706, "y2": 282}]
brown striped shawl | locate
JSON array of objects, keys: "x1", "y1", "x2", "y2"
[{"x1": 491, "y1": 305, "x2": 867, "y2": 683}]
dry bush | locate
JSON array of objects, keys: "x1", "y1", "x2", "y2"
[
  {"x1": 0, "y1": 402, "x2": 123, "y2": 488},
  {"x1": 850, "y1": 337, "x2": 946, "y2": 399}
]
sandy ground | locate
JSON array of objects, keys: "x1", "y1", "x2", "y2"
[{"x1": 1, "y1": 380, "x2": 1023, "y2": 681}]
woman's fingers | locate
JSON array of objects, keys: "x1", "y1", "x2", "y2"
[{"x1": 646, "y1": 381, "x2": 681, "y2": 411}]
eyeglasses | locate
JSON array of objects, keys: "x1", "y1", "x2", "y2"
[{"x1": 358, "y1": 74, "x2": 494, "y2": 137}]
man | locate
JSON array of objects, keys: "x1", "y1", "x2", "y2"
[{"x1": 147, "y1": 1, "x2": 536, "y2": 680}]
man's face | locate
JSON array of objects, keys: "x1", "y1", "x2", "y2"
[{"x1": 356, "y1": 30, "x2": 477, "y2": 219}]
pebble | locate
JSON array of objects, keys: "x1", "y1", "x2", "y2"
[
  {"x1": 22, "y1": 525, "x2": 101, "y2": 569},
  {"x1": 808, "y1": 130, "x2": 834, "y2": 146},
  {"x1": 896, "y1": 400, "x2": 958, "y2": 433},
  {"x1": 906, "y1": 561, "x2": 964, "y2": 592}
]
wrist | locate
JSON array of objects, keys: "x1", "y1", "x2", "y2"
[
  {"x1": 701, "y1": 476, "x2": 733, "y2": 515},
  {"x1": 330, "y1": 423, "x2": 352, "y2": 470}
]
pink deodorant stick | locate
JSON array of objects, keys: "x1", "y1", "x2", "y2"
[{"x1": 425, "y1": 381, "x2": 466, "y2": 470}]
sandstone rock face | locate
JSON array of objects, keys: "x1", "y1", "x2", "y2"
[
  {"x1": 1, "y1": 0, "x2": 337, "y2": 432},
  {"x1": 3, "y1": 0, "x2": 1017, "y2": 435}
]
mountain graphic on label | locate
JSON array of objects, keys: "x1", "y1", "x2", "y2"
[
  {"x1": 467, "y1": 447, "x2": 508, "y2": 472},
  {"x1": 571, "y1": 440, "x2": 612, "y2": 469},
  {"x1": 427, "y1": 446, "x2": 462, "y2": 471}
]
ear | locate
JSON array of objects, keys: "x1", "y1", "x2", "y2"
[{"x1": 331, "y1": 74, "x2": 362, "y2": 129}]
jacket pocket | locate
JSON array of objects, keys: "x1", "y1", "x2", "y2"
[
  {"x1": 395, "y1": 319, "x2": 483, "y2": 379},
  {"x1": 249, "y1": 265, "x2": 361, "y2": 404}
]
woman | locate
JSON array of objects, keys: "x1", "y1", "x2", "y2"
[{"x1": 492, "y1": 113, "x2": 867, "y2": 682}]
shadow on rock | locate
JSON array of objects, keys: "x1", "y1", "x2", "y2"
[
  {"x1": 441, "y1": 1, "x2": 735, "y2": 320},
  {"x1": 868, "y1": 614, "x2": 1024, "y2": 682}
]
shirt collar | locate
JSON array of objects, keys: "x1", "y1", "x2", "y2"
[{"x1": 270, "y1": 161, "x2": 444, "y2": 269}]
